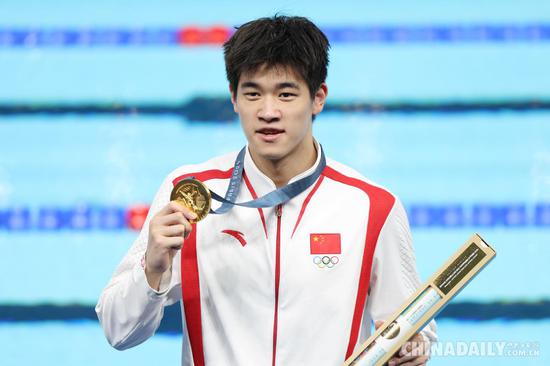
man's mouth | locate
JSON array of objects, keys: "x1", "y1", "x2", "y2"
[
  {"x1": 257, "y1": 128, "x2": 284, "y2": 135},
  {"x1": 256, "y1": 128, "x2": 284, "y2": 142}
]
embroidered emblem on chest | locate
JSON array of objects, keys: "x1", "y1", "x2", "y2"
[
  {"x1": 221, "y1": 230, "x2": 247, "y2": 246},
  {"x1": 310, "y1": 233, "x2": 341, "y2": 269}
]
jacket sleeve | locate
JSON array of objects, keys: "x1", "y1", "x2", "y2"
[
  {"x1": 366, "y1": 197, "x2": 438, "y2": 344},
  {"x1": 95, "y1": 175, "x2": 183, "y2": 350}
]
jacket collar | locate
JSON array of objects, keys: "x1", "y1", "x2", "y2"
[{"x1": 243, "y1": 140, "x2": 322, "y2": 198}]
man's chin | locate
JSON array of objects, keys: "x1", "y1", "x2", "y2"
[
  {"x1": 250, "y1": 144, "x2": 288, "y2": 162},
  {"x1": 258, "y1": 151, "x2": 286, "y2": 162}
]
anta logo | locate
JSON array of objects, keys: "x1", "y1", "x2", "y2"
[
  {"x1": 310, "y1": 233, "x2": 341, "y2": 269},
  {"x1": 221, "y1": 230, "x2": 247, "y2": 246}
]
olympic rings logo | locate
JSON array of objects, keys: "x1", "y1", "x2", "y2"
[{"x1": 313, "y1": 255, "x2": 339, "y2": 269}]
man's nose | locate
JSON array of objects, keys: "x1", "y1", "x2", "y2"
[{"x1": 257, "y1": 97, "x2": 281, "y2": 122}]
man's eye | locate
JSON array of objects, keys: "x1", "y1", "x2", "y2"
[
  {"x1": 280, "y1": 92, "x2": 296, "y2": 98},
  {"x1": 245, "y1": 92, "x2": 260, "y2": 97}
]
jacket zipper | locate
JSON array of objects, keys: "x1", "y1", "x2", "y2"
[{"x1": 272, "y1": 204, "x2": 282, "y2": 366}]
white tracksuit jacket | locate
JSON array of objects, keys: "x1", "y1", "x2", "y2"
[{"x1": 96, "y1": 145, "x2": 437, "y2": 366}]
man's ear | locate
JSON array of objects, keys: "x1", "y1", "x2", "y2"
[
  {"x1": 312, "y1": 83, "x2": 328, "y2": 116},
  {"x1": 229, "y1": 85, "x2": 238, "y2": 113}
]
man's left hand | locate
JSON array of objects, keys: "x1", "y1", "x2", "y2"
[{"x1": 374, "y1": 320, "x2": 430, "y2": 366}]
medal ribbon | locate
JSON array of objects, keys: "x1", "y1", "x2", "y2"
[{"x1": 204, "y1": 144, "x2": 326, "y2": 214}]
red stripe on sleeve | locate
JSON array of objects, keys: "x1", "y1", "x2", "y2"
[
  {"x1": 172, "y1": 168, "x2": 233, "y2": 186},
  {"x1": 180, "y1": 223, "x2": 204, "y2": 366},
  {"x1": 177, "y1": 167, "x2": 233, "y2": 366},
  {"x1": 323, "y1": 166, "x2": 396, "y2": 360}
]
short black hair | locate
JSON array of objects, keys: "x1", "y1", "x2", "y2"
[{"x1": 223, "y1": 15, "x2": 330, "y2": 98}]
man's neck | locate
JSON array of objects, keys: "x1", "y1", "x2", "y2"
[{"x1": 250, "y1": 140, "x2": 318, "y2": 188}]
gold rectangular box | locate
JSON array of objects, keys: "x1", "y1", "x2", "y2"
[{"x1": 344, "y1": 233, "x2": 496, "y2": 366}]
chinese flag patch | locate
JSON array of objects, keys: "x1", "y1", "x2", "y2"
[{"x1": 310, "y1": 233, "x2": 341, "y2": 254}]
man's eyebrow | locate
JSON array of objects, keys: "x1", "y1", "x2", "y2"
[
  {"x1": 239, "y1": 81, "x2": 300, "y2": 90},
  {"x1": 240, "y1": 81, "x2": 259, "y2": 89},
  {"x1": 277, "y1": 82, "x2": 300, "y2": 90}
]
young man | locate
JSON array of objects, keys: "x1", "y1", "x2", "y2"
[{"x1": 96, "y1": 16, "x2": 436, "y2": 366}]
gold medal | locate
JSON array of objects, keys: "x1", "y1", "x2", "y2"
[{"x1": 170, "y1": 178, "x2": 211, "y2": 222}]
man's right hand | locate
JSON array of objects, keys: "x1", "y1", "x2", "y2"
[{"x1": 144, "y1": 201, "x2": 197, "y2": 290}]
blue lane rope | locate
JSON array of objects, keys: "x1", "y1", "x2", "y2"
[
  {"x1": 1, "y1": 24, "x2": 550, "y2": 47},
  {"x1": 0, "y1": 203, "x2": 549, "y2": 230}
]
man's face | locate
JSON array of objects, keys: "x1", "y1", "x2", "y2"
[{"x1": 231, "y1": 65, "x2": 327, "y2": 165}]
